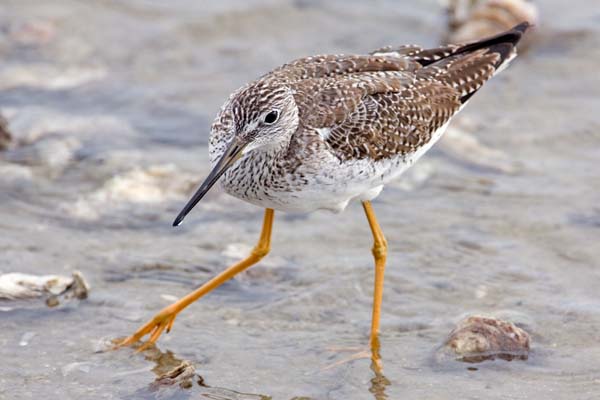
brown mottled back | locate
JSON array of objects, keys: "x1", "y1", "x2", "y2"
[{"x1": 261, "y1": 23, "x2": 528, "y2": 162}]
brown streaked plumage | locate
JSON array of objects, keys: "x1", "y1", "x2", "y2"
[
  {"x1": 117, "y1": 23, "x2": 530, "y2": 366},
  {"x1": 194, "y1": 23, "x2": 528, "y2": 216}
]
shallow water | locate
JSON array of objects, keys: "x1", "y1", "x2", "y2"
[{"x1": 1, "y1": 0, "x2": 600, "y2": 399}]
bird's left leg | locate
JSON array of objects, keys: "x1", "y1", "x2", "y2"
[
  {"x1": 324, "y1": 201, "x2": 387, "y2": 371},
  {"x1": 362, "y1": 200, "x2": 387, "y2": 370}
]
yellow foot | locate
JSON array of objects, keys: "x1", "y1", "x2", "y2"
[{"x1": 114, "y1": 306, "x2": 178, "y2": 353}]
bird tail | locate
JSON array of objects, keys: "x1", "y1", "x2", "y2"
[
  {"x1": 452, "y1": 21, "x2": 530, "y2": 69},
  {"x1": 416, "y1": 22, "x2": 531, "y2": 103},
  {"x1": 415, "y1": 22, "x2": 529, "y2": 67}
]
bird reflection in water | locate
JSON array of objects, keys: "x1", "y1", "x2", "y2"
[{"x1": 130, "y1": 342, "x2": 390, "y2": 400}]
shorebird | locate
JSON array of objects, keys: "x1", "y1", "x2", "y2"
[{"x1": 117, "y1": 23, "x2": 529, "y2": 361}]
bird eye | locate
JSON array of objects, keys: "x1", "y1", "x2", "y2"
[{"x1": 264, "y1": 110, "x2": 279, "y2": 124}]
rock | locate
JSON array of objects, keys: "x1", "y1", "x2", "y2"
[
  {"x1": 152, "y1": 361, "x2": 199, "y2": 389},
  {"x1": 70, "y1": 271, "x2": 90, "y2": 300},
  {"x1": 46, "y1": 271, "x2": 90, "y2": 306},
  {"x1": 137, "y1": 346, "x2": 205, "y2": 390},
  {"x1": 437, "y1": 315, "x2": 530, "y2": 363}
]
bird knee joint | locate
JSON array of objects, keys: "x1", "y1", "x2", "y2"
[
  {"x1": 251, "y1": 245, "x2": 270, "y2": 259},
  {"x1": 371, "y1": 241, "x2": 387, "y2": 259}
]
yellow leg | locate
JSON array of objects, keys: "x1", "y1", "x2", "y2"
[
  {"x1": 325, "y1": 202, "x2": 389, "y2": 371},
  {"x1": 362, "y1": 201, "x2": 387, "y2": 369},
  {"x1": 116, "y1": 208, "x2": 275, "y2": 351}
]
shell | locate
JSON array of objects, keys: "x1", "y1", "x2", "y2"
[
  {"x1": 436, "y1": 315, "x2": 531, "y2": 363},
  {"x1": 0, "y1": 271, "x2": 89, "y2": 305},
  {"x1": 0, "y1": 272, "x2": 73, "y2": 299}
]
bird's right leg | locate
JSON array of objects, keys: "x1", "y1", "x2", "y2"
[{"x1": 115, "y1": 208, "x2": 275, "y2": 352}]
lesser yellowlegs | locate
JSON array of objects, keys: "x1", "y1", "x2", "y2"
[{"x1": 117, "y1": 23, "x2": 530, "y2": 362}]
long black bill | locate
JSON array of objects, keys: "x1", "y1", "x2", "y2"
[{"x1": 172, "y1": 138, "x2": 246, "y2": 226}]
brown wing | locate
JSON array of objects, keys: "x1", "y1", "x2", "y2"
[
  {"x1": 266, "y1": 54, "x2": 421, "y2": 84},
  {"x1": 292, "y1": 71, "x2": 415, "y2": 128},
  {"x1": 281, "y1": 23, "x2": 529, "y2": 162},
  {"x1": 325, "y1": 80, "x2": 460, "y2": 161},
  {"x1": 290, "y1": 72, "x2": 460, "y2": 161}
]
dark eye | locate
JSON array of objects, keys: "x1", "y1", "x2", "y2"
[{"x1": 264, "y1": 110, "x2": 279, "y2": 124}]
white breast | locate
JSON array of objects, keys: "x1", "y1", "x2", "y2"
[{"x1": 221, "y1": 121, "x2": 454, "y2": 214}]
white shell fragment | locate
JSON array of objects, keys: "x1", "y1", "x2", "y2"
[
  {"x1": 0, "y1": 273, "x2": 73, "y2": 299},
  {"x1": 0, "y1": 271, "x2": 90, "y2": 304}
]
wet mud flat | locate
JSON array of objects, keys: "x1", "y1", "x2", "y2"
[{"x1": 1, "y1": 0, "x2": 600, "y2": 399}]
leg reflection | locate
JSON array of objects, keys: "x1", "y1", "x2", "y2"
[{"x1": 369, "y1": 336, "x2": 391, "y2": 400}]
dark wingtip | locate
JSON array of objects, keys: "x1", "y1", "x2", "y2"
[
  {"x1": 457, "y1": 21, "x2": 530, "y2": 55},
  {"x1": 512, "y1": 21, "x2": 532, "y2": 34}
]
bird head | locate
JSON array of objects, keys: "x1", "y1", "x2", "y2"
[
  {"x1": 172, "y1": 82, "x2": 298, "y2": 226},
  {"x1": 230, "y1": 84, "x2": 298, "y2": 153}
]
